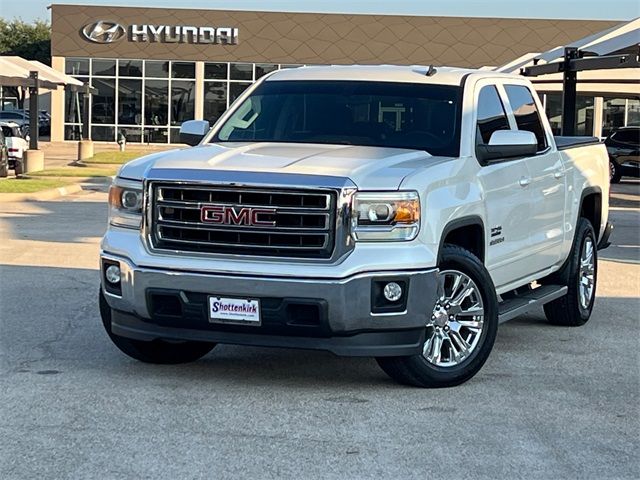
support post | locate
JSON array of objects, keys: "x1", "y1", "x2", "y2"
[
  {"x1": 28, "y1": 71, "x2": 39, "y2": 150},
  {"x1": 81, "y1": 83, "x2": 91, "y2": 140},
  {"x1": 77, "y1": 82, "x2": 94, "y2": 161},
  {"x1": 561, "y1": 47, "x2": 579, "y2": 136}
]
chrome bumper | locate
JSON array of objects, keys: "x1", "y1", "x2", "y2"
[{"x1": 101, "y1": 251, "x2": 439, "y2": 347}]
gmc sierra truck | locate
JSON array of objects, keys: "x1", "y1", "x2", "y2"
[{"x1": 100, "y1": 65, "x2": 612, "y2": 387}]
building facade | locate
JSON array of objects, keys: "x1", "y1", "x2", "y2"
[{"x1": 49, "y1": 4, "x2": 629, "y2": 143}]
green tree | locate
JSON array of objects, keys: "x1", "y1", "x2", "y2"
[
  {"x1": 0, "y1": 19, "x2": 51, "y2": 65},
  {"x1": 0, "y1": 19, "x2": 51, "y2": 109}
]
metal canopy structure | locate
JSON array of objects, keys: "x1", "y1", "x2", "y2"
[
  {"x1": 0, "y1": 56, "x2": 96, "y2": 150},
  {"x1": 519, "y1": 18, "x2": 640, "y2": 136}
]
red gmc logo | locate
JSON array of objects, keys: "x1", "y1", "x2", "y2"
[{"x1": 201, "y1": 205, "x2": 276, "y2": 226}]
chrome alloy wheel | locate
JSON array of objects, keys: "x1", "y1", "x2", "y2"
[
  {"x1": 609, "y1": 161, "x2": 615, "y2": 181},
  {"x1": 423, "y1": 270, "x2": 485, "y2": 367},
  {"x1": 579, "y1": 237, "x2": 596, "y2": 310}
]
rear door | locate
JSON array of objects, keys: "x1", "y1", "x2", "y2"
[
  {"x1": 503, "y1": 83, "x2": 565, "y2": 269},
  {"x1": 474, "y1": 82, "x2": 535, "y2": 288}
]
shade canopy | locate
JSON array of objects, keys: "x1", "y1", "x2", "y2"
[{"x1": 0, "y1": 56, "x2": 86, "y2": 91}]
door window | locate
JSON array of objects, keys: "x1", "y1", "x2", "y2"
[
  {"x1": 612, "y1": 128, "x2": 639, "y2": 145},
  {"x1": 476, "y1": 85, "x2": 510, "y2": 145},
  {"x1": 504, "y1": 85, "x2": 547, "y2": 151}
]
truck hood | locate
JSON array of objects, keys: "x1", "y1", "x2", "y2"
[{"x1": 119, "y1": 142, "x2": 449, "y2": 189}]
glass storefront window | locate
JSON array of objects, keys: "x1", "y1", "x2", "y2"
[
  {"x1": 119, "y1": 60, "x2": 142, "y2": 77},
  {"x1": 92, "y1": 59, "x2": 116, "y2": 76},
  {"x1": 91, "y1": 78, "x2": 116, "y2": 124},
  {"x1": 230, "y1": 63, "x2": 253, "y2": 80},
  {"x1": 205, "y1": 63, "x2": 228, "y2": 80},
  {"x1": 64, "y1": 78, "x2": 87, "y2": 123},
  {"x1": 230, "y1": 82, "x2": 251, "y2": 104},
  {"x1": 64, "y1": 124, "x2": 82, "y2": 141},
  {"x1": 65, "y1": 58, "x2": 89, "y2": 76},
  {"x1": 204, "y1": 82, "x2": 228, "y2": 123},
  {"x1": 118, "y1": 127, "x2": 142, "y2": 143},
  {"x1": 63, "y1": 58, "x2": 314, "y2": 143},
  {"x1": 118, "y1": 79, "x2": 142, "y2": 125},
  {"x1": 628, "y1": 98, "x2": 640, "y2": 126},
  {"x1": 545, "y1": 93, "x2": 562, "y2": 135},
  {"x1": 576, "y1": 96, "x2": 594, "y2": 136},
  {"x1": 146, "y1": 61, "x2": 169, "y2": 78},
  {"x1": 255, "y1": 64, "x2": 278, "y2": 79},
  {"x1": 169, "y1": 128, "x2": 182, "y2": 144},
  {"x1": 602, "y1": 97, "x2": 626, "y2": 137},
  {"x1": 144, "y1": 127, "x2": 168, "y2": 143},
  {"x1": 544, "y1": 93, "x2": 594, "y2": 136},
  {"x1": 172, "y1": 62, "x2": 195, "y2": 79},
  {"x1": 145, "y1": 79, "x2": 169, "y2": 126},
  {"x1": 171, "y1": 80, "x2": 195, "y2": 125},
  {"x1": 92, "y1": 125, "x2": 116, "y2": 141}
]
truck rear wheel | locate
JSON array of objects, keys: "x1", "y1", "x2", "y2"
[
  {"x1": 376, "y1": 245, "x2": 498, "y2": 388},
  {"x1": 99, "y1": 290, "x2": 216, "y2": 364},
  {"x1": 543, "y1": 218, "x2": 597, "y2": 326}
]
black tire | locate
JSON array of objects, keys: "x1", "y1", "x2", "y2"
[
  {"x1": 99, "y1": 290, "x2": 216, "y2": 364},
  {"x1": 376, "y1": 245, "x2": 499, "y2": 388},
  {"x1": 0, "y1": 161, "x2": 8, "y2": 178},
  {"x1": 543, "y1": 218, "x2": 597, "y2": 326},
  {"x1": 609, "y1": 159, "x2": 622, "y2": 184}
]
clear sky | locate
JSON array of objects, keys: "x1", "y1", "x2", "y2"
[{"x1": 1, "y1": 0, "x2": 639, "y2": 22}]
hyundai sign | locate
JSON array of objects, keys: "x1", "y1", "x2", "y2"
[{"x1": 82, "y1": 20, "x2": 239, "y2": 45}]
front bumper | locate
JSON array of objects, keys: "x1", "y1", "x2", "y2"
[{"x1": 101, "y1": 252, "x2": 440, "y2": 357}]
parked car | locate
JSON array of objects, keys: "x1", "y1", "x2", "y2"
[
  {"x1": 605, "y1": 126, "x2": 640, "y2": 183},
  {"x1": 0, "y1": 126, "x2": 9, "y2": 177},
  {"x1": 1, "y1": 121, "x2": 29, "y2": 170},
  {"x1": 100, "y1": 65, "x2": 611, "y2": 388},
  {"x1": 0, "y1": 110, "x2": 49, "y2": 136},
  {"x1": 0, "y1": 110, "x2": 29, "y2": 129}
]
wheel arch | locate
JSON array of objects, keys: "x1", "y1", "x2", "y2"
[
  {"x1": 579, "y1": 186, "x2": 602, "y2": 239},
  {"x1": 438, "y1": 216, "x2": 486, "y2": 264}
]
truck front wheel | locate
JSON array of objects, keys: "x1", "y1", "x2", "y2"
[
  {"x1": 99, "y1": 290, "x2": 216, "y2": 364},
  {"x1": 376, "y1": 245, "x2": 498, "y2": 388}
]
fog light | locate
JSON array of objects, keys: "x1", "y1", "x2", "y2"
[
  {"x1": 383, "y1": 282, "x2": 403, "y2": 302},
  {"x1": 105, "y1": 264, "x2": 121, "y2": 284}
]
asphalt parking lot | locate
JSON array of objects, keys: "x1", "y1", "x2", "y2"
[{"x1": 0, "y1": 181, "x2": 638, "y2": 479}]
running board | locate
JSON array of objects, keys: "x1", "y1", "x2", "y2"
[{"x1": 498, "y1": 285, "x2": 568, "y2": 324}]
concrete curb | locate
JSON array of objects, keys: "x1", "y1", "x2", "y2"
[{"x1": 0, "y1": 177, "x2": 112, "y2": 202}]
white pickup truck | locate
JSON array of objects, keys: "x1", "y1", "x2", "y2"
[{"x1": 100, "y1": 65, "x2": 612, "y2": 387}]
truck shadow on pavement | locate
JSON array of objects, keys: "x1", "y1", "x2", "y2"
[{"x1": 6, "y1": 264, "x2": 636, "y2": 390}]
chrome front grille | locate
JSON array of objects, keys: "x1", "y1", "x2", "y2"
[{"x1": 149, "y1": 183, "x2": 337, "y2": 258}]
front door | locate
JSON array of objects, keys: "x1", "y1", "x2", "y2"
[{"x1": 473, "y1": 83, "x2": 536, "y2": 288}]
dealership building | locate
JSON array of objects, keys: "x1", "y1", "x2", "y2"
[{"x1": 40, "y1": 4, "x2": 638, "y2": 143}]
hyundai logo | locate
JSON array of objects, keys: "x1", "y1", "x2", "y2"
[{"x1": 82, "y1": 21, "x2": 126, "y2": 43}]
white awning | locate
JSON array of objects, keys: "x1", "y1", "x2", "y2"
[{"x1": 0, "y1": 56, "x2": 85, "y2": 90}]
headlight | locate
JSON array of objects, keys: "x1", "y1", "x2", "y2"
[
  {"x1": 108, "y1": 178, "x2": 143, "y2": 229},
  {"x1": 351, "y1": 191, "x2": 420, "y2": 241}
]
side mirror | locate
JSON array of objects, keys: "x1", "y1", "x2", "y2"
[
  {"x1": 179, "y1": 120, "x2": 210, "y2": 146},
  {"x1": 476, "y1": 130, "x2": 538, "y2": 164}
]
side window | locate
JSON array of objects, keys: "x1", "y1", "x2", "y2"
[
  {"x1": 504, "y1": 85, "x2": 547, "y2": 151},
  {"x1": 613, "y1": 129, "x2": 639, "y2": 145},
  {"x1": 476, "y1": 85, "x2": 510, "y2": 145}
]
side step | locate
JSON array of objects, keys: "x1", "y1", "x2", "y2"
[{"x1": 498, "y1": 285, "x2": 568, "y2": 324}]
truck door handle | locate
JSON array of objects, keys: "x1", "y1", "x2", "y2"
[
  {"x1": 554, "y1": 170, "x2": 564, "y2": 179},
  {"x1": 519, "y1": 176, "x2": 531, "y2": 187}
]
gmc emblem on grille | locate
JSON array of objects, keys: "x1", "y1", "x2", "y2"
[{"x1": 200, "y1": 205, "x2": 276, "y2": 226}]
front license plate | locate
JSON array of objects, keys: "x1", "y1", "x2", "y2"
[{"x1": 208, "y1": 296, "x2": 261, "y2": 325}]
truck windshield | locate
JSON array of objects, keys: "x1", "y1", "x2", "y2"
[{"x1": 213, "y1": 80, "x2": 462, "y2": 157}]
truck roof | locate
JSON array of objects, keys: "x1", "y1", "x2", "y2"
[{"x1": 266, "y1": 65, "x2": 522, "y2": 86}]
